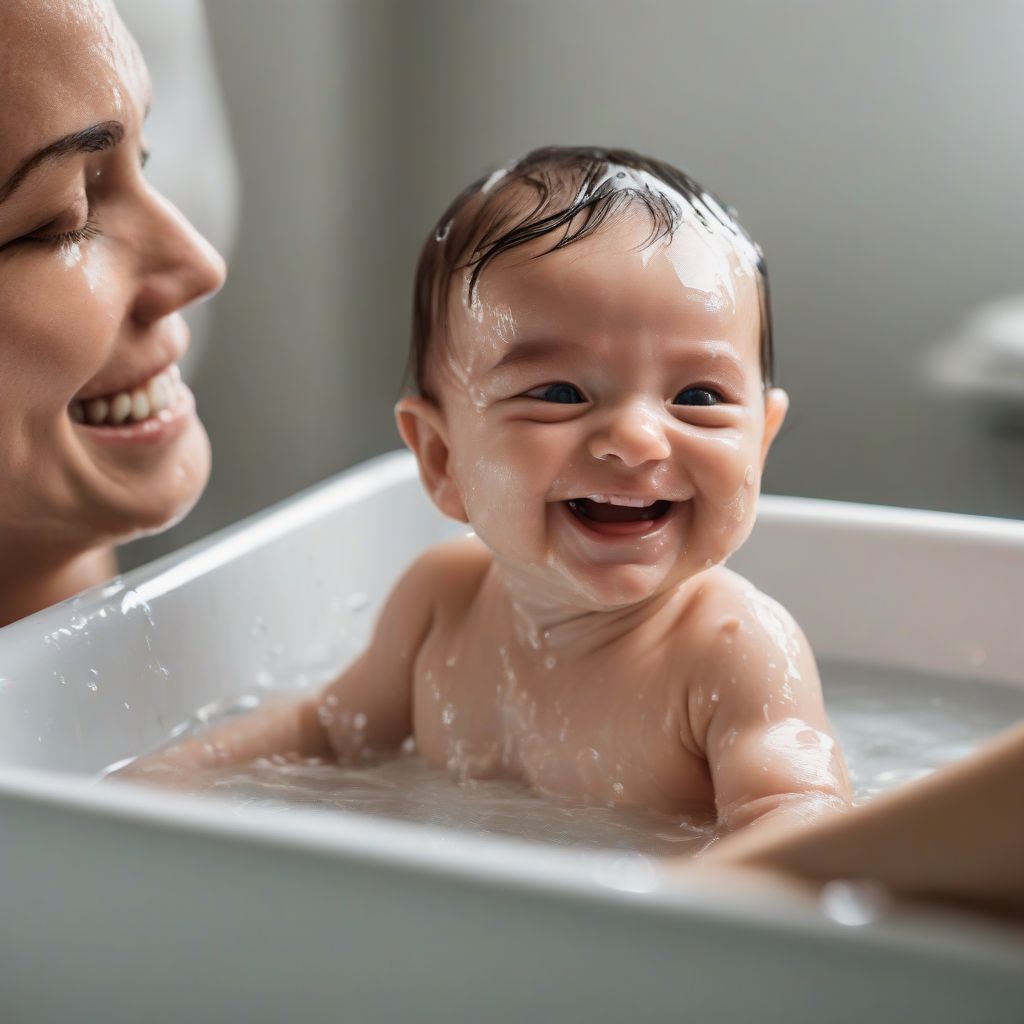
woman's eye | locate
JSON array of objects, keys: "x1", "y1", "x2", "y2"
[
  {"x1": 524, "y1": 382, "x2": 586, "y2": 404},
  {"x1": 29, "y1": 217, "x2": 100, "y2": 246},
  {"x1": 672, "y1": 386, "x2": 723, "y2": 407}
]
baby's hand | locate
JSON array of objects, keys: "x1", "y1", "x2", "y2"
[
  {"x1": 105, "y1": 739, "x2": 211, "y2": 792},
  {"x1": 104, "y1": 695, "x2": 330, "y2": 791},
  {"x1": 687, "y1": 579, "x2": 851, "y2": 834}
]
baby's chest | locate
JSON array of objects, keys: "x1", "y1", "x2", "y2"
[{"x1": 411, "y1": 643, "x2": 712, "y2": 813}]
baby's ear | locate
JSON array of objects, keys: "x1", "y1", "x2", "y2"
[
  {"x1": 760, "y1": 387, "x2": 789, "y2": 465},
  {"x1": 394, "y1": 396, "x2": 469, "y2": 523}
]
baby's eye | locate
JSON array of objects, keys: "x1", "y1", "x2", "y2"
[
  {"x1": 524, "y1": 382, "x2": 586, "y2": 404},
  {"x1": 672, "y1": 386, "x2": 723, "y2": 407}
]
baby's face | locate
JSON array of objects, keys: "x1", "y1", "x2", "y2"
[{"x1": 413, "y1": 212, "x2": 786, "y2": 611}]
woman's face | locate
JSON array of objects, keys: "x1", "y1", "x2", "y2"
[{"x1": 0, "y1": 0, "x2": 225, "y2": 551}]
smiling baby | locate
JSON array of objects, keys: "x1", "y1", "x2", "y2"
[{"x1": 135, "y1": 147, "x2": 851, "y2": 834}]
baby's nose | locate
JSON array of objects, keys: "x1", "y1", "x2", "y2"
[{"x1": 588, "y1": 400, "x2": 672, "y2": 466}]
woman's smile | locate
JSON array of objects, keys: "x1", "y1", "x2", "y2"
[{"x1": 69, "y1": 363, "x2": 196, "y2": 446}]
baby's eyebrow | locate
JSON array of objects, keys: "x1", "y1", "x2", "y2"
[
  {"x1": 0, "y1": 121, "x2": 126, "y2": 205},
  {"x1": 490, "y1": 337, "x2": 749, "y2": 376},
  {"x1": 488, "y1": 337, "x2": 592, "y2": 373},
  {"x1": 675, "y1": 340, "x2": 747, "y2": 372}
]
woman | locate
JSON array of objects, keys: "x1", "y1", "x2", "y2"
[{"x1": 0, "y1": 0, "x2": 225, "y2": 627}]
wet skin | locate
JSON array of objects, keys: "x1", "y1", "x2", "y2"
[
  {"x1": 136, "y1": 211, "x2": 851, "y2": 830},
  {"x1": 378, "y1": 214, "x2": 851, "y2": 821},
  {"x1": 0, "y1": 0, "x2": 225, "y2": 625}
]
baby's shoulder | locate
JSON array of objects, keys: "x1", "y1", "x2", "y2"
[
  {"x1": 679, "y1": 567, "x2": 806, "y2": 660},
  {"x1": 402, "y1": 534, "x2": 493, "y2": 609}
]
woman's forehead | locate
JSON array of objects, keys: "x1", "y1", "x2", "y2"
[{"x1": 0, "y1": 0, "x2": 149, "y2": 175}]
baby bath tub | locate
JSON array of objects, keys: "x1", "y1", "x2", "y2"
[{"x1": 0, "y1": 451, "x2": 1021, "y2": 1023}]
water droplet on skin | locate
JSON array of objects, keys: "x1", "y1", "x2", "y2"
[
  {"x1": 612, "y1": 782, "x2": 624, "y2": 796},
  {"x1": 544, "y1": 654, "x2": 557, "y2": 670},
  {"x1": 442, "y1": 704, "x2": 456, "y2": 726},
  {"x1": 745, "y1": 465, "x2": 755, "y2": 486},
  {"x1": 353, "y1": 712, "x2": 368, "y2": 731}
]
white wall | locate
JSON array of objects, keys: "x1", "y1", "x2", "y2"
[{"x1": 124, "y1": 0, "x2": 1024, "y2": 566}]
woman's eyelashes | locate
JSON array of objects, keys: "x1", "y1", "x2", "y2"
[
  {"x1": 4, "y1": 205, "x2": 101, "y2": 250},
  {"x1": 523, "y1": 382, "x2": 587, "y2": 404},
  {"x1": 30, "y1": 217, "x2": 101, "y2": 247},
  {"x1": 672, "y1": 385, "x2": 724, "y2": 406}
]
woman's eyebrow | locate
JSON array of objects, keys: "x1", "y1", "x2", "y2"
[{"x1": 0, "y1": 120, "x2": 125, "y2": 205}]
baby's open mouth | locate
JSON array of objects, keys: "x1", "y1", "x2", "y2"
[
  {"x1": 565, "y1": 496, "x2": 672, "y2": 526},
  {"x1": 69, "y1": 365, "x2": 183, "y2": 428}
]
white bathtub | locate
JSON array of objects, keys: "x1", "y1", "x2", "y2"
[{"x1": 0, "y1": 451, "x2": 1021, "y2": 1023}]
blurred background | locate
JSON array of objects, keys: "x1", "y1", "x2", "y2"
[{"x1": 122, "y1": 0, "x2": 1024, "y2": 568}]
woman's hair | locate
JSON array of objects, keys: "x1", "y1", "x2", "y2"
[{"x1": 408, "y1": 145, "x2": 773, "y2": 398}]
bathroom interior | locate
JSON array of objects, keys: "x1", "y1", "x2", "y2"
[{"x1": 1, "y1": 1, "x2": 1022, "y2": 1021}]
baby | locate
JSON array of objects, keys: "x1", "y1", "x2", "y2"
[{"x1": 138, "y1": 147, "x2": 851, "y2": 833}]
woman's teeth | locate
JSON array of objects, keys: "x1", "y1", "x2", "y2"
[{"x1": 69, "y1": 366, "x2": 181, "y2": 427}]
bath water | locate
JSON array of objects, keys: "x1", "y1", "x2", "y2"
[{"x1": 164, "y1": 659, "x2": 1024, "y2": 857}]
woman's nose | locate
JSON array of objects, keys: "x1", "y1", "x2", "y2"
[
  {"x1": 130, "y1": 190, "x2": 227, "y2": 326},
  {"x1": 588, "y1": 399, "x2": 672, "y2": 466}
]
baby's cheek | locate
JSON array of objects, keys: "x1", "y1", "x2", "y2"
[
  {"x1": 689, "y1": 438, "x2": 763, "y2": 560},
  {"x1": 454, "y1": 441, "x2": 531, "y2": 536},
  {"x1": 694, "y1": 435, "x2": 759, "y2": 505}
]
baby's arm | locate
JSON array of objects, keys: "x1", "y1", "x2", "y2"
[
  {"x1": 705, "y1": 720, "x2": 1024, "y2": 915},
  {"x1": 688, "y1": 581, "x2": 851, "y2": 833},
  {"x1": 114, "y1": 546, "x2": 443, "y2": 783}
]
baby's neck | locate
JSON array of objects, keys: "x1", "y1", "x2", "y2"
[{"x1": 492, "y1": 563, "x2": 694, "y2": 661}]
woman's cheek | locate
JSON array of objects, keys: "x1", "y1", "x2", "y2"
[{"x1": 6, "y1": 261, "x2": 114, "y2": 405}]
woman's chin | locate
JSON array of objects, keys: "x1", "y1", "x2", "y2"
[{"x1": 74, "y1": 424, "x2": 212, "y2": 542}]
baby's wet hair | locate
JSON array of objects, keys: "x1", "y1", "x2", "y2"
[{"x1": 408, "y1": 145, "x2": 773, "y2": 399}]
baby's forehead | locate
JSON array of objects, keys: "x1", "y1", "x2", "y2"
[{"x1": 448, "y1": 214, "x2": 760, "y2": 354}]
